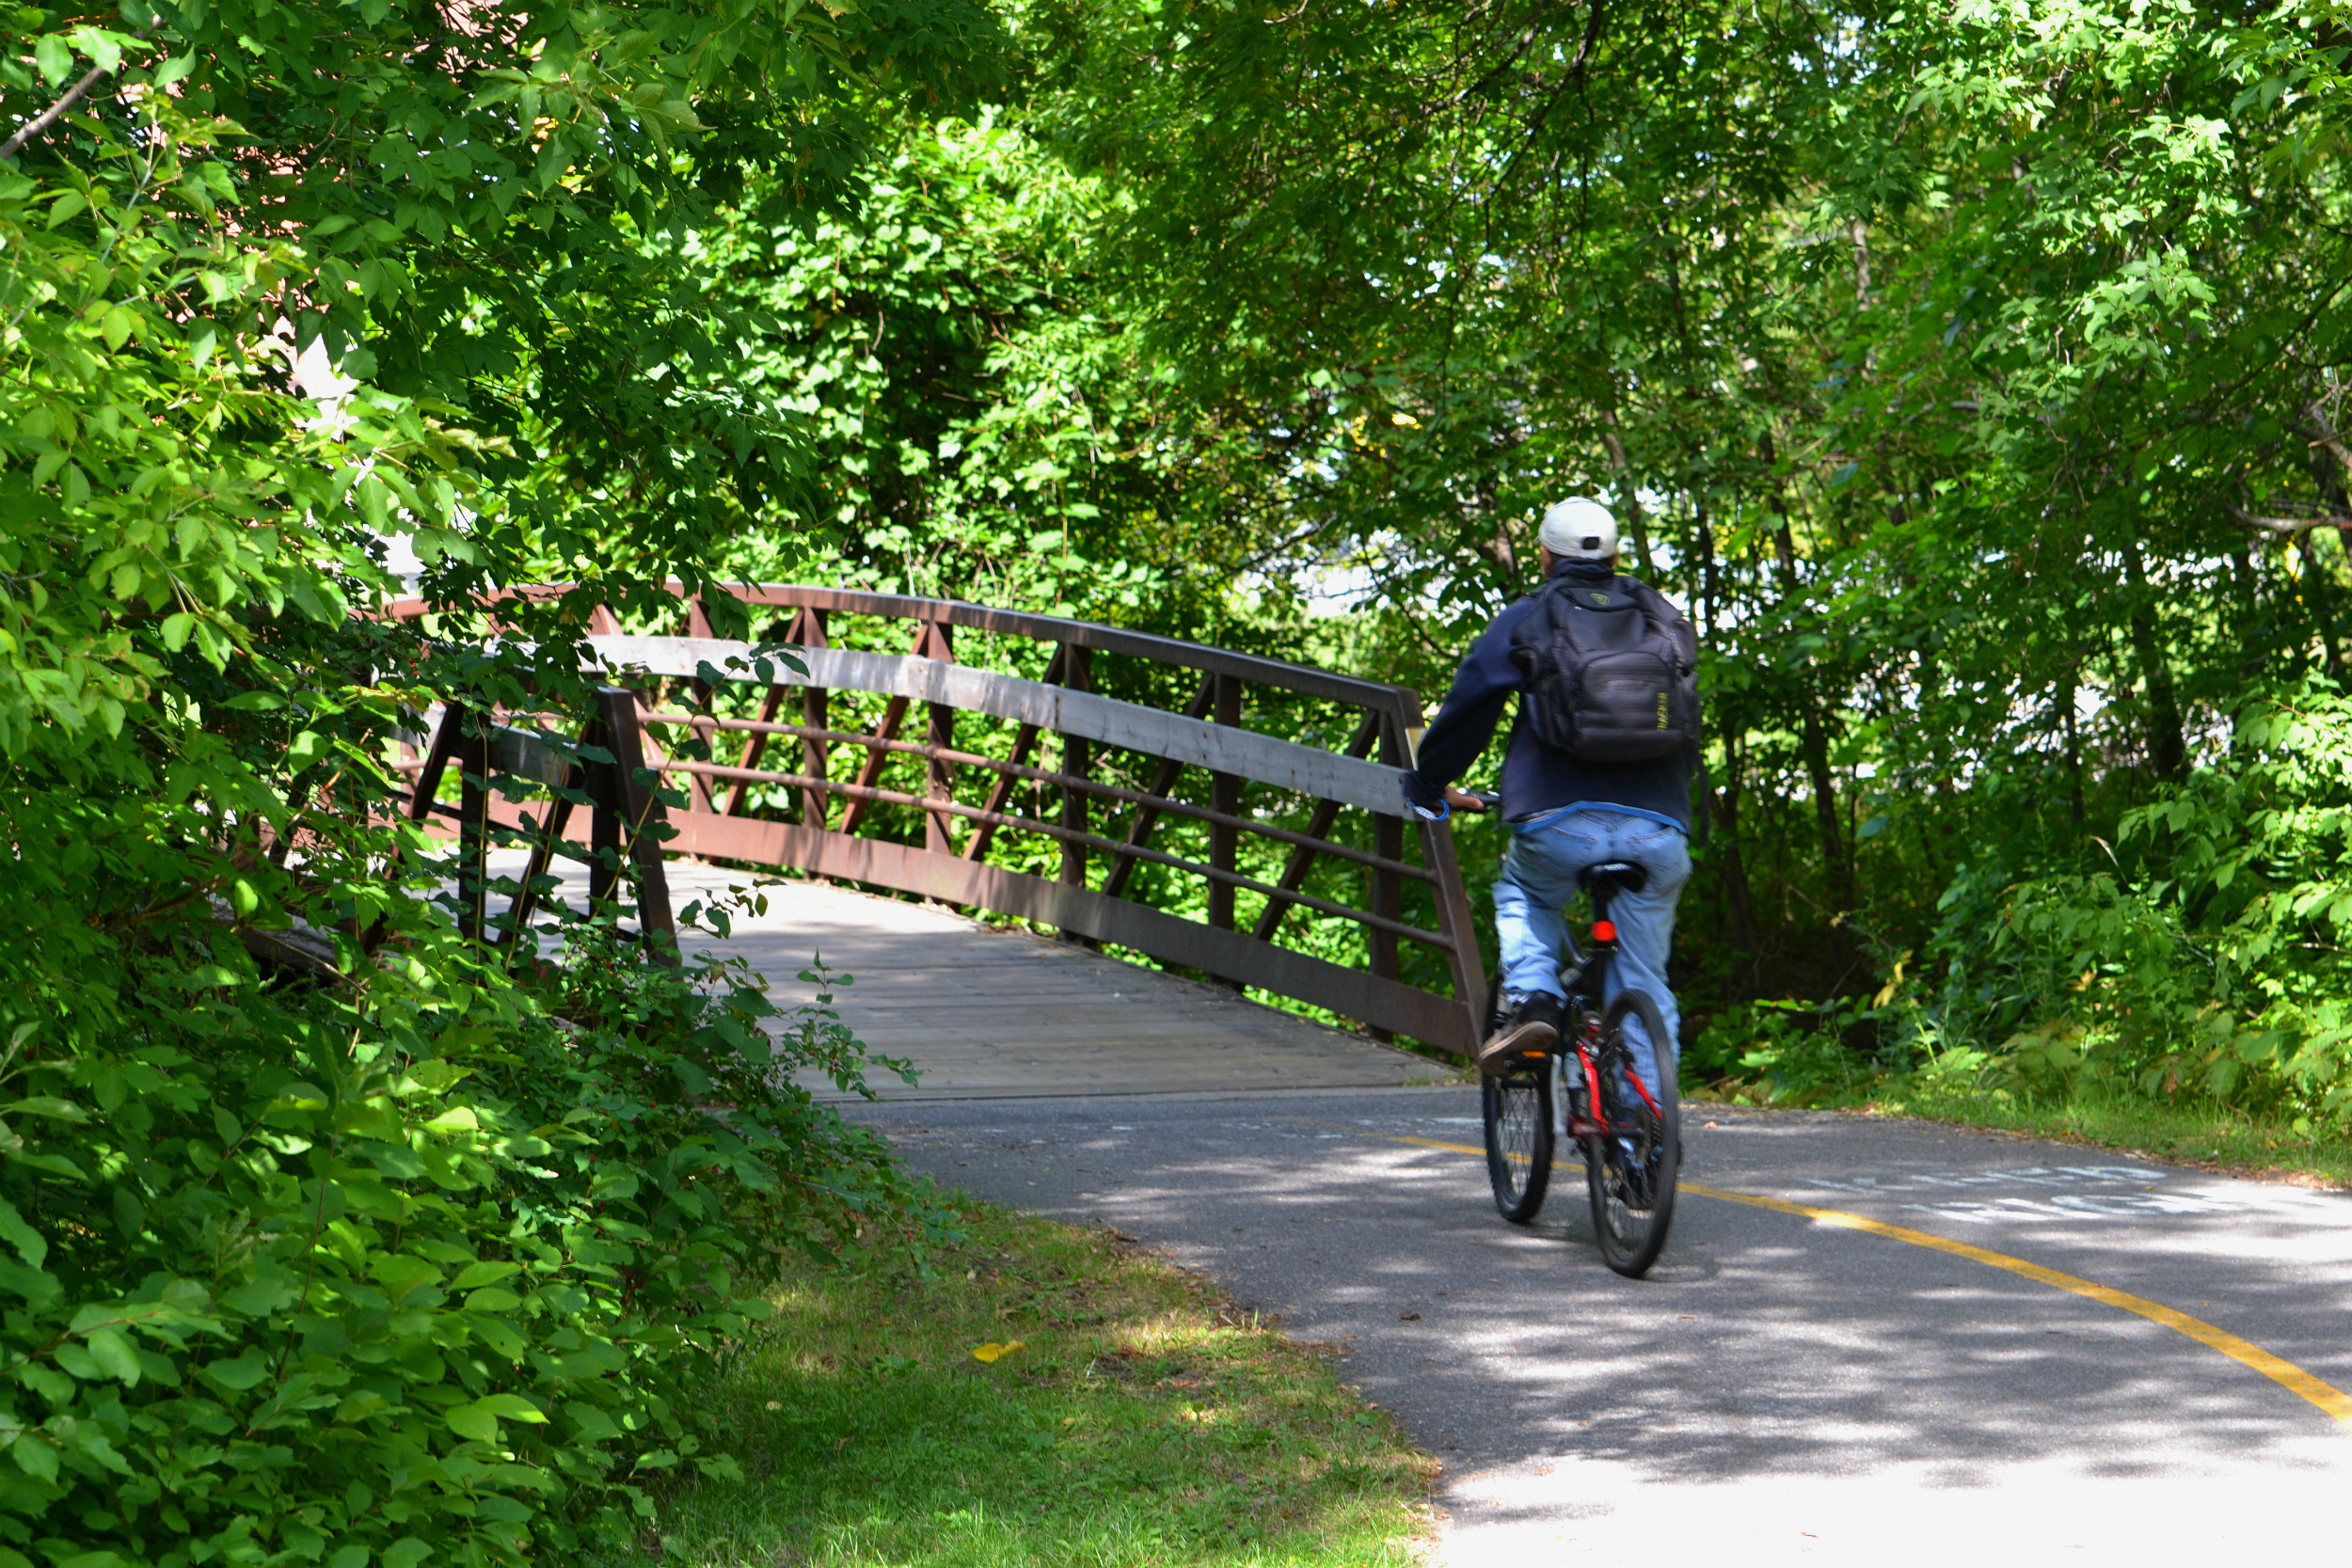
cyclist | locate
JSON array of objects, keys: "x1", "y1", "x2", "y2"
[{"x1": 1400, "y1": 497, "x2": 1701, "y2": 1095}]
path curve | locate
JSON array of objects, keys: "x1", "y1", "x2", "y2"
[
  {"x1": 858, "y1": 1091, "x2": 2352, "y2": 1562},
  {"x1": 591, "y1": 861, "x2": 2352, "y2": 1560}
]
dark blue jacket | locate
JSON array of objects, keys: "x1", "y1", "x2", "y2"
[{"x1": 1401, "y1": 561, "x2": 1698, "y2": 831}]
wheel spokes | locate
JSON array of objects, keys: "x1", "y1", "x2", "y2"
[{"x1": 1498, "y1": 1077, "x2": 1541, "y2": 1185}]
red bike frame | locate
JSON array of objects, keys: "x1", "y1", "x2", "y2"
[{"x1": 1561, "y1": 922, "x2": 1665, "y2": 1141}]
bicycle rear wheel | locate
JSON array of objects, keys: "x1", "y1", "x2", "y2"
[
  {"x1": 1479, "y1": 966, "x2": 1553, "y2": 1222},
  {"x1": 1583, "y1": 989, "x2": 1679, "y2": 1277},
  {"x1": 1484, "y1": 1056, "x2": 1553, "y2": 1223}
]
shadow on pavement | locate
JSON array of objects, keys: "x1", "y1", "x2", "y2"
[{"x1": 855, "y1": 1089, "x2": 2352, "y2": 1501}]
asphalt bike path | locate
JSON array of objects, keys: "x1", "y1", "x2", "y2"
[
  {"x1": 850, "y1": 1086, "x2": 2352, "y2": 1562},
  {"x1": 508, "y1": 861, "x2": 2349, "y2": 1559}
]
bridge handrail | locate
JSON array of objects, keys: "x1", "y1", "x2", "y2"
[
  {"x1": 588, "y1": 637, "x2": 1411, "y2": 814},
  {"x1": 386, "y1": 581, "x2": 1406, "y2": 709},
  {"x1": 391, "y1": 583, "x2": 1487, "y2": 1053}
]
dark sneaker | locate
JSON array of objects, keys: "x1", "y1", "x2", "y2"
[{"x1": 1476, "y1": 992, "x2": 1562, "y2": 1077}]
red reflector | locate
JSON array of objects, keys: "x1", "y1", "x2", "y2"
[{"x1": 1592, "y1": 920, "x2": 1617, "y2": 943}]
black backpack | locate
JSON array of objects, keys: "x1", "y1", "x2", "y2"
[{"x1": 1507, "y1": 574, "x2": 1699, "y2": 763}]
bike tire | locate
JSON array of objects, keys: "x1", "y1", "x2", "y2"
[
  {"x1": 1484, "y1": 1055, "x2": 1554, "y2": 1223},
  {"x1": 1584, "y1": 989, "x2": 1679, "y2": 1277},
  {"x1": 1479, "y1": 965, "x2": 1553, "y2": 1222}
]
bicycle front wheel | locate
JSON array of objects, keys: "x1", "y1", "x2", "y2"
[
  {"x1": 1484, "y1": 1054, "x2": 1554, "y2": 1223},
  {"x1": 1584, "y1": 989, "x2": 1679, "y2": 1277}
]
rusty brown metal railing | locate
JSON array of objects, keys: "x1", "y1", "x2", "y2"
[{"x1": 390, "y1": 584, "x2": 1486, "y2": 1053}]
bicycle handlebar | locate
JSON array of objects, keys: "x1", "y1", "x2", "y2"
[{"x1": 1410, "y1": 786, "x2": 1502, "y2": 821}]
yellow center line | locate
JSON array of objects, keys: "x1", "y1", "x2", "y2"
[{"x1": 1373, "y1": 1131, "x2": 2352, "y2": 1430}]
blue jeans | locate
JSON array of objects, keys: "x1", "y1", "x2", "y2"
[{"x1": 1494, "y1": 807, "x2": 1690, "y2": 1095}]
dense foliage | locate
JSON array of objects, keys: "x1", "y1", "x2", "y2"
[
  {"x1": 11, "y1": 0, "x2": 2352, "y2": 1554},
  {"x1": 679, "y1": 0, "x2": 2352, "y2": 1131},
  {"x1": 4, "y1": 893, "x2": 911, "y2": 1564},
  {"x1": 1, "y1": 0, "x2": 990, "y2": 1558}
]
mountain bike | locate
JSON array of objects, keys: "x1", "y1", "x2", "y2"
[{"x1": 1470, "y1": 800, "x2": 1679, "y2": 1277}]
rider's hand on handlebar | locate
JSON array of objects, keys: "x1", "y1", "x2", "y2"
[{"x1": 1444, "y1": 785, "x2": 1494, "y2": 814}]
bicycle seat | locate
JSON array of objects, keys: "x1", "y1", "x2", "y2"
[{"x1": 1578, "y1": 861, "x2": 1649, "y2": 896}]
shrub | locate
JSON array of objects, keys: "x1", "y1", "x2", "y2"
[
  {"x1": 1886, "y1": 682, "x2": 2352, "y2": 1128},
  {"x1": 1688, "y1": 681, "x2": 2352, "y2": 1130},
  {"x1": 0, "y1": 872, "x2": 922, "y2": 1568},
  {"x1": 1684, "y1": 998, "x2": 1882, "y2": 1106},
  {"x1": 1, "y1": 0, "x2": 991, "y2": 1558}
]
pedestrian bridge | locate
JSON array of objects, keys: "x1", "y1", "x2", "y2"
[{"x1": 391, "y1": 583, "x2": 1489, "y2": 1090}]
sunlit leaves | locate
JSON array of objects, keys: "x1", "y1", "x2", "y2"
[{"x1": 0, "y1": 0, "x2": 997, "y2": 1564}]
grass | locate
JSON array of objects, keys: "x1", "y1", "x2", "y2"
[
  {"x1": 1690, "y1": 1075, "x2": 2352, "y2": 1188},
  {"x1": 631, "y1": 1198, "x2": 1438, "y2": 1568},
  {"x1": 1867, "y1": 1080, "x2": 2352, "y2": 1188}
]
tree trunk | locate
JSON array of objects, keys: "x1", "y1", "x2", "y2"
[
  {"x1": 1798, "y1": 711, "x2": 1849, "y2": 908},
  {"x1": 1697, "y1": 496, "x2": 1719, "y2": 637},
  {"x1": 1600, "y1": 419, "x2": 1655, "y2": 577},
  {"x1": 2121, "y1": 541, "x2": 2187, "y2": 780},
  {"x1": 1714, "y1": 738, "x2": 1761, "y2": 953},
  {"x1": 1693, "y1": 499, "x2": 1758, "y2": 952},
  {"x1": 2296, "y1": 531, "x2": 2344, "y2": 681},
  {"x1": 1759, "y1": 432, "x2": 1851, "y2": 910},
  {"x1": 2305, "y1": 404, "x2": 2352, "y2": 681},
  {"x1": 2058, "y1": 668, "x2": 2085, "y2": 826}
]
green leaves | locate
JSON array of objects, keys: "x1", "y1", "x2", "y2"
[
  {"x1": 200, "y1": 1352, "x2": 272, "y2": 1392},
  {"x1": 0, "y1": 927, "x2": 917, "y2": 1565},
  {"x1": 31, "y1": 31, "x2": 72, "y2": 83},
  {"x1": 450, "y1": 1259, "x2": 522, "y2": 1291},
  {"x1": 447, "y1": 1393, "x2": 549, "y2": 1442},
  {"x1": 0, "y1": 1, "x2": 987, "y2": 1564},
  {"x1": 0, "y1": 1198, "x2": 47, "y2": 1268},
  {"x1": 83, "y1": 1326, "x2": 141, "y2": 1385}
]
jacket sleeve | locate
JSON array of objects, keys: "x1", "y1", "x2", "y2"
[{"x1": 1400, "y1": 608, "x2": 1523, "y2": 806}]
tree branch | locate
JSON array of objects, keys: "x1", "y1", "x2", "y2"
[
  {"x1": 0, "y1": 60, "x2": 114, "y2": 160},
  {"x1": 2305, "y1": 400, "x2": 2352, "y2": 481},
  {"x1": 0, "y1": 24, "x2": 154, "y2": 162},
  {"x1": 1569, "y1": 0, "x2": 1606, "y2": 80},
  {"x1": 2225, "y1": 503, "x2": 2352, "y2": 536}
]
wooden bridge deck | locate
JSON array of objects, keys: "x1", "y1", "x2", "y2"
[{"x1": 519, "y1": 856, "x2": 1454, "y2": 1100}]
